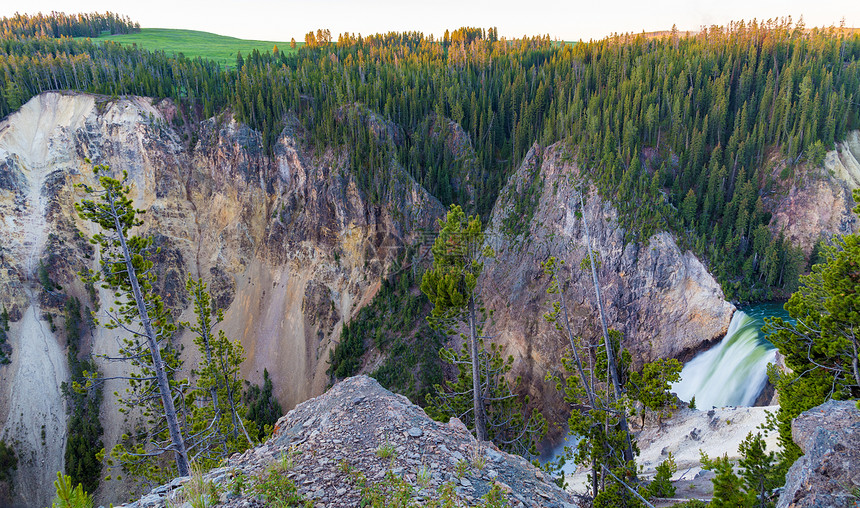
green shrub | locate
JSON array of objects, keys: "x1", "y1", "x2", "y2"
[
  {"x1": 252, "y1": 472, "x2": 308, "y2": 508},
  {"x1": 481, "y1": 484, "x2": 512, "y2": 508},
  {"x1": 0, "y1": 307, "x2": 9, "y2": 365},
  {"x1": 646, "y1": 453, "x2": 676, "y2": 498},
  {"x1": 700, "y1": 452, "x2": 755, "y2": 508},
  {"x1": 244, "y1": 369, "x2": 283, "y2": 442},
  {"x1": 50, "y1": 472, "x2": 93, "y2": 508},
  {"x1": 179, "y1": 463, "x2": 218, "y2": 508},
  {"x1": 355, "y1": 470, "x2": 415, "y2": 508},
  {"x1": 0, "y1": 440, "x2": 16, "y2": 483},
  {"x1": 62, "y1": 297, "x2": 103, "y2": 495},
  {"x1": 375, "y1": 442, "x2": 397, "y2": 460}
]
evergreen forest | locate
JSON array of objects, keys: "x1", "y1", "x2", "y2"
[
  {"x1": 3, "y1": 15, "x2": 857, "y2": 300},
  {"x1": 1, "y1": 11, "x2": 860, "y2": 505}
]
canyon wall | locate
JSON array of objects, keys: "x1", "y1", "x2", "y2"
[
  {"x1": 3, "y1": 92, "x2": 854, "y2": 505},
  {"x1": 768, "y1": 130, "x2": 860, "y2": 255},
  {"x1": 480, "y1": 143, "x2": 736, "y2": 425},
  {"x1": 0, "y1": 92, "x2": 442, "y2": 505}
]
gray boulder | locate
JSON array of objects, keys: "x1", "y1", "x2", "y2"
[{"x1": 778, "y1": 400, "x2": 860, "y2": 508}]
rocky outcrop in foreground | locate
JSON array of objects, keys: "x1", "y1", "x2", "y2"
[
  {"x1": 778, "y1": 400, "x2": 860, "y2": 508},
  {"x1": 0, "y1": 91, "x2": 442, "y2": 505},
  {"x1": 117, "y1": 376, "x2": 576, "y2": 508}
]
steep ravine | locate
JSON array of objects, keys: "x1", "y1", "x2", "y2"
[
  {"x1": 0, "y1": 93, "x2": 86, "y2": 507},
  {"x1": 768, "y1": 130, "x2": 860, "y2": 256},
  {"x1": 0, "y1": 92, "x2": 443, "y2": 505},
  {"x1": 480, "y1": 143, "x2": 737, "y2": 426},
  {"x1": 1, "y1": 92, "x2": 855, "y2": 505},
  {"x1": 478, "y1": 134, "x2": 860, "y2": 427}
]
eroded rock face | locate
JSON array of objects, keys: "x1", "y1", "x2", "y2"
[
  {"x1": 0, "y1": 91, "x2": 443, "y2": 505},
  {"x1": 481, "y1": 142, "x2": 736, "y2": 426},
  {"x1": 778, "y1": 400, "x2": 860, "y2": 508},
  {"x1": 769, "y1": 131, "x2": 860, "y2": 256},
  {"x1": 114, "y1": 376, "x2": 578, "y2": 508},
  {"x1": 0, "y1": 92, "x2": 739, "y2": 505}
]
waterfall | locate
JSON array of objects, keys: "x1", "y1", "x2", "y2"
[
  {"x1": 543, "y1": 304, "x2": 788, "y2": 477},
  {"x1": 672, "y1": 310, "x2": 777, "y2": 408}
]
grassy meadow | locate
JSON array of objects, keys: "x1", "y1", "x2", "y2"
[{"x1": 81, "y1": 28, "x2": 300, "y2": 67}]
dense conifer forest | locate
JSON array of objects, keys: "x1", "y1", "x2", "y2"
[
  {"x1": 1, "y1": 14, "x2": 859, "y2": 299},
  {"x1": 2, "y1": 12, "x2": 860, "y2": 503},
  {"x1": 0, "y1": 11, "x2": 138, "y2": 39}
]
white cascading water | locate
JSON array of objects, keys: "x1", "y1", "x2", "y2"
[
  {"x1": 672, "y1": 310, "x2": 777, "y2": 408},
  {"x1": 543, "y1": 304, "x2": 787, "y2": 474}
]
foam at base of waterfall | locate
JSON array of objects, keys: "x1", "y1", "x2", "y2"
[
  {"x1": 540, "y1": 432, "x2": 581, "y2": 475},
  {"x1": 543, "y1": 305, "x2": 785, "y2": 477}
]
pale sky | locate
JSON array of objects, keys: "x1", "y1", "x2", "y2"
[{"x1": 1, "y1": 0, "x2": 857, "y2": 42}]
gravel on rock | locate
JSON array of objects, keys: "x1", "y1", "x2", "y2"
[{"x1": 113, "y1": 375, "x2": 577, "y2": 508}]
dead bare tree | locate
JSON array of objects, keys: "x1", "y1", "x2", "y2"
[
  {"x1": 578, "y1": 191, "x2": 636, "y2": 464},
  {"x1": 542, "y1": 186, "x2": 639, "y2": 500}
]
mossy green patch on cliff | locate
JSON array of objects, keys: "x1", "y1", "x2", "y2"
[
  {"x1": 61, "y1": 296, "x2": 104, "y2": 495},
  {"x1": 244, "y1": 369, "x2": 283, "y2": 442},
  {"x1": 328, "y1": 252, "x2": 444, "y2": 406},
  {"x1": 502, "y1": 151, "x2": 543, "y2": 240},
  {"x1": 0, "y1": 307, "x2": 10, "y2": 365}
]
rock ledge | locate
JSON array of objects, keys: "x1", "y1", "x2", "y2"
[
  {"x1": 778, "y1": 399, "x2": 860, "y2": 508},
  {"x1": 116, "y1": 375, "x2": 576, "y2": 508}
]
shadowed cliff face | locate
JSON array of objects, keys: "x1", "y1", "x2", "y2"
[
  {"x1": 0, "y1": 92, "x2": 443, "y2": 505},
  {"x1": 480, "y1": 143, "x2": 737, "y2": 426}
]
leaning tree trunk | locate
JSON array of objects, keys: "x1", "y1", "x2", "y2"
[
  {"x1": 200, "y1": 328, "x2": 223, "y2": 433},
  {"x1": 215, "y1": 348, "x2": 255, "y2": 446},
  {"x1": 111, "y1": 193, "x2": 190, "y2": 477},
  {"x1": 469, "y1": 295, "x2": 488, "y2": 441},
  {"x1": 579, "y1": 191, "x2": 636, "y2": 465},
  {"x1": 558, "y1": 286, "x2": 597, "y2": 409},
  {"x1": 223, "y1": 377, "x2": 254, "y2": 446}
]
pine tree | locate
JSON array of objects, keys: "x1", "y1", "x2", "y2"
[
  {"x1": 764, "y1": 189, "x2": 860, "y2": 472},
  {"x1": 183, "y1": 276, "x2": 255, "y2": 462},
  {"x1": 50, "y1": 471, "x2": 93, "y2": 508},
  {"x1": 738, "y1": 432, "x2": 779, "y2": 508},
  {"x1": 628, "y1": 358, "x2": 683, "y2": 428},
  {"x1": 681, "y1": 189, "x2": 698, "y2": 227},
  {"x1": 420, "y1": 204, "x2": 494, "y2": 441},
  {"x1": 700, "y1": 452, "x2": 755, "y2": 508},
  {"x1": 75, "y1": 165, "x2": 190, "y2": 479},
  {"x1": 544, "y1": 255, "x2": 640, "y2": 504},
  {"x1": 646, "y1": 454, "x2": 676, "y2": 499},
  {"x1": 0, "y1": 440, "x2": 16, "y2": 483},
  {"x1": 425, "y1": 338, "x2": 547, "y2": 457},
  {"x1": 244, "y1": 369, "x2": 283, "y2": 442}
]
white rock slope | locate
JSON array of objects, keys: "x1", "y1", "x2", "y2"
[{"x1": 0, "y1": 91, "x2": 443, "y2": 506}]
